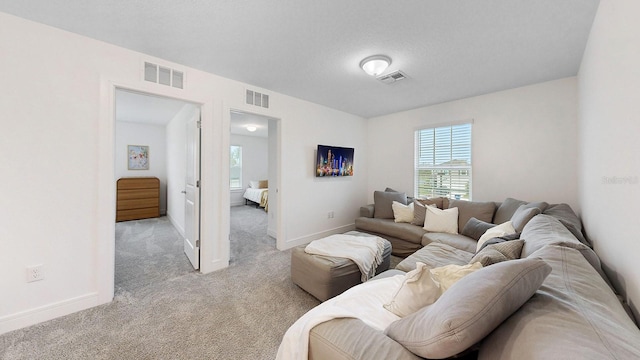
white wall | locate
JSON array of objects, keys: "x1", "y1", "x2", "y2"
[
  {"x1": 115, "y1": 121, "x2": 167, "y2": 214},
  {"x1": 367, "y1": 78, "x2": 579, "y2": 210},
  {"x1": 268, "y1": 118, "x2": 279, "y2": 237},
  {"x1": 230, "y1": 134, "x2": 268, "y2": 206},
  {"x1": 0, "y1": 12, "x2": 367, "y2": 334},
  {"x1": 578, "y1": 0, "x2": 640, "y2": 320}
]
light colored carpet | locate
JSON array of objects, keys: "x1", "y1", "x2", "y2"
[{"x1": 0, "y1": 206, "x2": 320, "y2": 360}]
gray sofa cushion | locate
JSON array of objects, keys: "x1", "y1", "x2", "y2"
[
  {"x1": 309, "y1": 318, "x2": 422, "y2": 360},
  {"x1": 396, "y1": 243, "x2": 473, "y2": 272},
  {"x1": 355, "y1": 217, "x2": 426, "y2": 245},
  {"x1": 469, "y1": 239, "x2": 524, "y2": 266},
  {"x1": 385, "y1": 258, "x2": 551, "y2": 359},
  {"x1": 422, "y1": 232, "x2": 477, "y2": 253},
  {"x1": 543, "y1": 203, "x2": 590, "y2": 247},
  {"x1": 479, "y1": 245, "x2": 640, "y2": 360},
  {"x1": 374, "y1": 191, "x2": 407, "y2": 219},
  {"x1": 448, "y1": 199, "x2": 496, "y2": 234},
  {"x1": 461, "y1": 217, "x2": 495, "y2": 241},
  {"x1": 360, "y1": 204, "x2": 375, "y2": 218}
]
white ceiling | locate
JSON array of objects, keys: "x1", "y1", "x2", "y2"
[
  {"x1": 230, "y1": 112, "x2": 270, "y2": 138},
  {"x1": 115, "y1": 89, "x2": 189, "y2": 125},
  {"x1": 0, "y1": 1, "x2": 600, "y2": 118}
]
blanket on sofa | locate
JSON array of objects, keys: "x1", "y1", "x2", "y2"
[
  {"x1": 276, "y1": 274, "x2": 403, "y2": 360},
  {"x1": 305, "y1": 234, "x2": 386, "y2": 282}
]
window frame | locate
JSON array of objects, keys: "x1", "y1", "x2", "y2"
[
  {"x1": 230, "y1": 145, "x2": 243, "y2": 190},
  {"x1": 414, "y1": 122, "x2": 473, "y2": 201}
]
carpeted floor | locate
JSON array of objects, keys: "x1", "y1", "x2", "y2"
[{"x1": 0, "y1": 206, "x2": 320, "y2": 360}]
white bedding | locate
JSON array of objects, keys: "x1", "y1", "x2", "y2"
[
  {"x1": 276, "y1": 274, "x2": 403, "y2": 360},
  {"x1": 243, "y1": 188, "x2": 267, "y2": 204}
]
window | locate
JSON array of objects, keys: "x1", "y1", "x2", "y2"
[
  {"x1": 415, "y1": 123, "x2": 472, "y2": 200},
  {"x1": 230, "y1": 145, "x2": 242, "y2": 189}
]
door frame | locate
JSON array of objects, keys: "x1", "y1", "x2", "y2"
[
  {"x1": 98, "y1": 79, "x2": 211, "y2": 304},
  {"x1": 224, "y1": 106, "x2": 283, "y2": 251}
]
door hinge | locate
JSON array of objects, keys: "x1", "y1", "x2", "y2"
[
  {"x1": 195, "y1": 239, "x2": 200, "y2": 247},
  {"x1": 197, "y1": 120, "x2": 201, "y2": 128},
  {"x1": 196, "y1": 180, "x2": 200, "y2": 187}
]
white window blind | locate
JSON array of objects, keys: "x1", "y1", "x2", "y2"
[
  {"x1": 415, "y1": 123, "x2": 472, "y2": 200},
  {"x1": 230, "y1": 145, "x2": 242, "y2": 189}
]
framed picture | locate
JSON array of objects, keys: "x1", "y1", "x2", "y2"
[{"x1": 128, "y1": 145, "x2": 149, "y2": 170}]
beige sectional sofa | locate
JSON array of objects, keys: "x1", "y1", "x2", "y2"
[
  {"x1": 294, "y1": 195, "x2": 640, "y2": 360},
  {"x1": 307, "y1": 209, "x2": 640, "y2": 359}
]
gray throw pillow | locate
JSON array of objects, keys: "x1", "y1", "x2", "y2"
[
  {"x1": 511, "y1": 204, "x2": 541, "y2": 232},
  {"x1": 461, "y1": 217, "x2": 495, "y2": 241},
  {"x1": 411, "y1": 198, "x2": 444, "y2": 226},
  {"x1": 477, "y1": 232, "x2": 521, "y2": 251},
  {"x1": 448, "y1": 199, "x2": 496, "y2": 234},
  {"x1": 493, "y1": 198, "x2": 527, "y2": 224},
  {"x1": 469, "y1": 239, "x2": 524, "y2": 266},
  {"x1": 385, "y1": 258, "x2": 551, "y2": 359},
  {"x1": 374, "y1": 191, "x2": 407, "y2": 219}
]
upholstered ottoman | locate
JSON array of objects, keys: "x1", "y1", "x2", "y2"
[{"x1": 291, "y1": 231, "x2": 392, "y2": 301}]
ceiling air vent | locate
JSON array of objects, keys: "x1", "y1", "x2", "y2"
[
  {"x1": 144, "y1": 62, "x2": 184, "y2": 89},
  {"x1": 376, "y1": 70, "x2": 407, "y2": 84},
  {"x1": 246, "y1": 89, "x2": 269, "y2": 109}
]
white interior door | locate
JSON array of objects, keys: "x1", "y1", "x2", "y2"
[{"x1": 184, "y1": 109, "x2": 201, "y2": 269}]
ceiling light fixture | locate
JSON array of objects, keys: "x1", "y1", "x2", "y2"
[
  {"x1": 360, "y1": 55, "x2": 391, "y2": 77},
  {"x1": 246, "y1": 125, "x2": 257, "y2": 132}
]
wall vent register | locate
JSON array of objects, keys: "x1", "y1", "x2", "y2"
[
  {"x1": 246, "y1": 89, "x2": 269, "y2": 109},
  {"x1": 144, "y1": 62, "x2": 184, "y2": 89}
]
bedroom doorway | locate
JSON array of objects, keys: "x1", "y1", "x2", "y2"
[
  {"x1": 229, "y1": 110, "x2": 279, "y2": 263},
  {"x1": 114, "y1": 88, "x2": 202, "y2": 294}
]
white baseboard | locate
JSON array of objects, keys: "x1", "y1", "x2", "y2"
[
  {"x1": 0, "y1": 292, "x2": 100, "y2": 335},
  {"x1": 167, "y1": 212, "x2": 185, "y2": 238},
  {"x1": 279, "y1": 223, "x2": 356, "y2": 250}
]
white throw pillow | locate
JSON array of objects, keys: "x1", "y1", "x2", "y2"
[
  {"x1": 430, "y1": 262, "x2": 483, "y2": 292},
  {"x1": 384, "y1": 262, "x2": 441, "y2": 317},
  {"x1": 384, "y1": 262, "x2": 482, "y2": 318},
  {"x1": 392, "y1": 201, "x2": 415, "y2": 223},
  {"x1": 476, "y1": 221, "x2": 516, "y2": 252},
  {"x1": 423, "y1": 206, "x2": 459, "y2": 234},
  {"x1": 248, "y1": 180, "x2": 260, "y2": 189}
]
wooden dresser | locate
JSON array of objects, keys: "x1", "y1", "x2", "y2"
[{"x1": 116, "y1": 177, "x2": 160, "y2": 222}]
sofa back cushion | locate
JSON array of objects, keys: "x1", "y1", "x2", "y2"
[
  {"x1": 493, "y1": 197, "x2": 527, "y2": 224},
  {"x1": 374, "y1": 191, "x2": 407, "y2": 219},
  {"x1": 448, "y1": 199, "x2": 496, "y2": 234},
  {"x1": 543, "y1": 203, "x2": 590, "y2": 247},
  {"x1": 478, "y1": 245, "x2": 640, "y2": 360},
  {"x1": 510, "y1": 204, "x2": 541, "y2": 232},
  {"x1": 385, "y1": 258, "x2": 551, "y2": 359}
]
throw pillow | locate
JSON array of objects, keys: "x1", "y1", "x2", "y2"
[
  {"x1": 477, "y1": 232, "x2": 521, "y2": 251},
  {"x1": 392, "y1": 201, "x2": 415, "y2": 223},
  {"x1": 383, "y1": 262, "x2": 441, "y2": 317},
  {"x1": 423, "y1": 206, "x2": 459, "y2": 234},
  {"x1": 476, "y1": 221, "x2": 516, "y2": 252},
  {"x1": 511, "y1": 204, "x2": 541, "y2": 232},
  {"x1": 411, "y1": 199, "x2": 442, "y2": 226},
  {"x1": 383, "y1": 262, "x2": 482, "y2": 318},
  {"x1": 493, "y1": 197, "x2": 527, "y2": 224},
  {"x1": 258, "y1": 180, "x2": 268, "y2": 189},
  {"x1": 461, "y1": 217, "x2": 495, "y2": 241},
  {"x1": 385, "y1": 258, "x2": 552, "y2": 359},
  {"x1": 374, "y1": 191, "x2": 407, "y2": 219},
  {"x1": 469, "y1": 239, "x2": 525, "y2": 266},
  {"x1": 248, "y1": 180, "x2": 260, "y2": 189},
  {"x1": 429, "y1": 262, "x2": 482, "y2": 292},
  {"x1": 448, "y1": 199, "x2": 496, "y2": 234}
]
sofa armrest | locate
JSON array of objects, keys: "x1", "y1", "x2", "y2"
[
  {"x1": 309, "y1": 318, "x2": 420, "y2": 360},
  {"x1": 360, "y1": 204, "x2": 375, "y2": 218}
]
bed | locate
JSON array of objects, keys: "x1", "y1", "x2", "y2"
[{"x1": 243, "y1": 182, "x2": 268, "y2": 211}]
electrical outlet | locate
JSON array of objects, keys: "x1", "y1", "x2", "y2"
[
  {"x1": 26, "y1": 265, "x2": 44, "y2": 282},
  {"x1": 327, "y1": 211, "x2": 335, "y2": 219}
]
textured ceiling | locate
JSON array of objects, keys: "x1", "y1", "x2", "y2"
[{"x1": 0, "y1": 0, "x2": 600, "y2": 118}]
